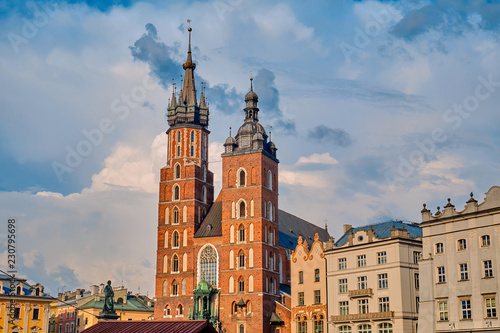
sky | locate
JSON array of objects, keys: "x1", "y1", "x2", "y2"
[{"x1": 1, "y1": 0, "x2": 500, "y2": 296}]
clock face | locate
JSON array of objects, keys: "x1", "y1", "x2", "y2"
[{"x1": 241, "y1": 136, "x2": 250, "y2": 148}]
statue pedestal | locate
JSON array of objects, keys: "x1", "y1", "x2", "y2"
[{"x1": 97, "y1": 311, "x2": 120, "y2": 321}]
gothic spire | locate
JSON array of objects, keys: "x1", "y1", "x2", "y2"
[{"x1": 182, "y1": 26, "x2": 197, "y2": 106}]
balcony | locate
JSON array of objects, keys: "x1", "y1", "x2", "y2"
[
  {"x1": 330, "y1": 311, "x2": 394, "y2": 323},
  {"x1": 348, "y1": 288, "x2": 373, "y2": 298}
]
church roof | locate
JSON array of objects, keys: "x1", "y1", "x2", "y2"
[
  {"x1": 278, "y1": 210, "x2": 330, "y2": 250},
  {"x1": 194, "y1": 201, "x2": 330, "y2": 249},
  {"x1": 80, "y1": 320, "x2": 217, "y2": 333},
  {"x1": 194, "y1": 201, "x2": 223, "y2": 238}
]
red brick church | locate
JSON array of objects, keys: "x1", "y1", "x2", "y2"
[{"x1": 153, "y1": 27, "x2": 329, "y2": 333}]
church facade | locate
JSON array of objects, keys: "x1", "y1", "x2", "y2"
[{"x1": 153, "y1": 28, "x2": 329, "y2": 333}]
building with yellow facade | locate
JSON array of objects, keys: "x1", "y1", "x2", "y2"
[{"x1": 0, "y1": 274, "x2": 52, "y2": 333}]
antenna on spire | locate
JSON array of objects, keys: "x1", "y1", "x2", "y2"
[
  {"x1": 250, "y1": 76, "x2": 253, "y2": 91},
  {"x1": 269, "y1": 125, "x2": 272, "y2": 141},
  {"x1": 229, "y1": 126, "x2": 232, "y2": 136}
]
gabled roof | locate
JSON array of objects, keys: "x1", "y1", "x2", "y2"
[
  {"x1": 193, "y1": 201, "x2": 330, "y2": 249},
  {"x1": 278, "y1": 210, "x2": 330, "y2": 250},
  {"x1": 80, "y1": 320, "x2": 217, "y2": 333},
  {"x1": 194, "y1": 201, "x2": 222, "y2": 238},
  {"x1": 335, "y1": 221, "x2": 422, "y2": 247}
]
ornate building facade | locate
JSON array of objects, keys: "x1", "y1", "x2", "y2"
[
  {"x1": 153, "y1": 28, "x2": 329, "y2": 333},
  {"x1": 324, "y1": 222, "x2": 421, "y2": 333},
  {"x1": 290, "y1": 234, "x2": 327, "y2": 333},
  {"x1": 418, "y1": 186, "x2": 500, "y2": 333}
]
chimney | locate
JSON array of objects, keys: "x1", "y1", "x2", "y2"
[
  {"x1": 90, "y1": 285, "x2": 99, "y2": 295},
  {"x1": 343, "y1": 224, "x2": 352, "y2": 234}
]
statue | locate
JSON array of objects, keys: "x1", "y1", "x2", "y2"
[{"x1": 103, "y1": 280, "x2": 115, "y2": 313}]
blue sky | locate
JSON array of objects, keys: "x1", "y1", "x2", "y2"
[{"x1": 1, "y1": 0, "x2": 500, "y2": 295}]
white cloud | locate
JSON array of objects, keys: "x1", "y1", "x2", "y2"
[{"x1": 297, "y1": 152, "x2": 338, "y2": 165}]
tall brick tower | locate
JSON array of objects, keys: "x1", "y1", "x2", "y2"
[
  {"x1": 219, "y1": 78, "x2": 280, "y2": 333},
  {"x1": 154, "y1": 27, "x2": 214, "y2": 319}
]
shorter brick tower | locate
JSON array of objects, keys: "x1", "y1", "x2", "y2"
[{"x1": 219, "y1": 78, "x2": 280, "y2": 333}]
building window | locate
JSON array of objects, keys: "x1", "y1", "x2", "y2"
[
  {"x1": 191, "y1": 131, "x2": 194, "y2": 142},
  {"x1": 413, "y1": 251, "x2": 421, "y2": 264},
  {"x1": 437, "y1": 266, "x2": 446, "y2": 283},
  {"x1": 178, "y1": 304, "x2": 183, "y2": 315},
  {"x1": 239, "y1": 277, "x2": 245, "y2": 292},
  {"x1": 339, "y1": 301, "x2": 349, "y2": 315},
  {"x1": 461, "y1": 299, "x2": 472, "y2": 319},
  {"x1": 378, "y1": 273, "x2": 388, "y2": 289},
  {"x1": 378, "y1": 297, "x2": 390, "y2": 312},
  {"x1": 457, "y1": 239, "x2": 467, "y2": 251},
  {"x1": 435, "y1": 242, "x2": 444, "y2": 254},
  {"x1": 485, "y1": 297, "x2": 497, "y2": 318},
  {"x1": 172, "y1": 231, "x2": 180, "y2": 248},
  {"x1": 357, "y1": 255, "x2": 366, "y2": 267},
  {"x1": 358, "y1": 276, "x2": 367, "y2": 290},
  {"x1": 175, "y1": 164, "x2": 181, "y2": 178},
  {"x1": 172, "y1": 254, "x2": 179, "y2": 273},
  {"x1": 238, "y1": 251, "x2": 245, "y2": 268},
  {"x1": 239, "y1": 324, "x2": 244, "y2": 333},
  {"x1": 238, "y1": 224, "x2": 245, "y2": 242},
  {"x1": 199, "y1": 245, "x2": 218, "y2": 286},
  {"x1": 313, "y1": 315, "x2": 324, "y2": 333},
  {"x1": 297, "y1": 317, "x2": 307, "y2": 333},
  {"x1": 377, "y1": 323, "x2": 392, "y2": 333},
  {"x1": 314, "y1": 290, "x2": 321, "y2": 304},
  {"x1": 163, "y1": 280, "x2": 168, "y2": 296},
  {"x1": 299, "y1": 271, "x2": 304, "y2": 284},
  {"x1": 172, "y1": 280, "x2": 178, "y2": 296},
  {"x1": 459, "y1": 263, "x2": 469, "y2": 281},
  {"x1": 377, "y1": 252, "x2": 387, "y2": 264},
  {"x1": 239, "y1": 169, "x2": 246, "y2": 187},
  {"x1": 32, "y1": 308, "x2": 39, "y2": 320},
  {"x1": 357, "y1": 324, "x2": 371, "y2": 333},
  {"x1": 339, "y1": 278, "x2": 348, "y2": 293},
  {"x1": 177, "y1": 131, "x2": 181, "y2": 142},
  {"x1": 239, "y1": 201, "x2": 246, "y2": 218},
  {"x1": 358, "y1": 299, "x2": 369, "y2": 314},
  {"x1": 338, "y1": 326, "x2": 352, "y2": 332},
  {"x1": 414, "y1": 273, "x2": 419, "y2": 289},
  {"x1": 315, "y1": 269, "x2": 320, "y2": 282},
  {"x1": 173, "y1": 185, "x2": 180, "y2": 201},
  {"x1": 416, "y1": 297, "x2": 419, "y2": 313},
  {"x1": 177, "y1": 145, "x2": 180, "y2": 157},
  {"x1": 338, "y1": 258, "x2": 347, "y2": 270},
  {"x1": 172, "y1": 207, "x2": 179, "y2": 224},
  {"x1": 481, "y1": 234, "x2": 491, "y2": 247},
  {"x1": 298, "y1": 292, "x2": 304, "y2": 306},
  {"x1": 66, "y1": 324, "x2": 69, "y2": 333},
  {"x1": 484, "y1": 260, "x2": 494, "y2": 278}
]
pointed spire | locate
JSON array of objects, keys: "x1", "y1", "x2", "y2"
[
  {"x1": 170, "y1": 82, "x2": 177, "y2": 108},
  {"x1": 182, "y1": 23, "x2": 197, "y2": 105},
  {"x1": 199, "y1": 81, "x2": 207, "y2": 108}
]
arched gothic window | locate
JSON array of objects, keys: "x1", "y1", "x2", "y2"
[
  {"x1": 202, "y1": 165, "x2": 207, "y2": 181},
  {"x1": 172, "y1": 207, "x2": 179, "y2": 225},
  {"x1": 239, "y1": 201, "x2": 246, "y2": 218},
  {"x1": 191, "y1": 131, "x2": 194, "y2": 142},
  {"x1": 268, "y1": 170, "x2": 272, "y2": 190},
  {"x1": 239, "y1": 224, "x2": 245, "y2": 242},
  {"x1": 239, "y1": 277, "x2": 245, "y2": 292},
  {"x1": 175, "y1": 164, "x2": 181, "y2": 179},
  {"x1": 172, "y1": 231, "x2": 180, "y2": 248},
  {"x1": 199, "y1": 245, "x2": 218, "y2": 286},
  {"x1": 177, "y1": 131, "x2": 181, "y2": 142},
  {"x1": 239, "y1": 169, "x2": 246, "y2": 187},
  {"x1": 202, "y1": 186, "x2": 207, "y2": 204},
  {"x1": 172, "y1": 255, "x2": 179, "y2": 273},
  {"x1": 173, "y1": 185, "x2": 180, "y2": 201},
  {"x1": 171, "y1": 280, "x2": 178, "y2": 295},
  {"x1": 177, "y1": 146, "x2": 180, "y2": 157},
  {"x1": 238, "y1": 250, "x2": 245, "y2": 268},
  {"x1": 313, "y1": 315, "x2": 324, "y2": 333},
  {"x1": 239, "y1": 324, "x2": 245, "y2": 333}
]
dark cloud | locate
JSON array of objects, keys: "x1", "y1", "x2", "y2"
[
  {"x1": 205, "y1": 83, "x2": 242, "y2": 115},
  {"x1": 391, "y1": 0, "x2": 500, "y2": 40},
  {"x1": 253, "y1": 68, "x2": 296, "y2": 134},
  {"x1": 129, "y1": 23, "x2": 182, "y2": 89},
  {"x1": 308, "y1": 125, "x2": 352, "y2": 147}
]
